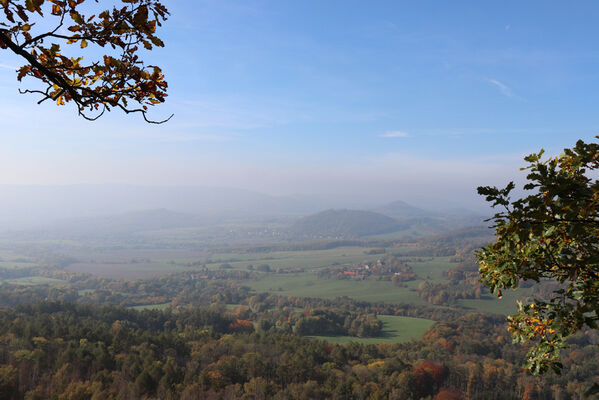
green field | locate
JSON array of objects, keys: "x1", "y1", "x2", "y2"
[
  {"x1": 243, "y1": 253, "x2": 531, "y2": 315},
  {"x1": 244, "y1": 256, "x2": 457, "y2": 304},
  {"x1": 245, "y1": 273, "x2": 427, "y2": 304},
  {"x1": 0, "y1": 249, "x2": 39, "y2": 269},
  {"x1": 62, "y1": 246, "x2": 388, "y2": 279},
  {"x1": 0, "y1": 261, "x2": 38, "y2": 269},
  {"x1": 2, "y1": 276, "x2": 67, "y2": 286},
  {"x1": 310, "y1": 315, "x2": 435, "y2": 344},
  {"x1": 409, "y1": 258, "x2": 454, "y2": 281},
  {"x1": 0, "y1": 236, "x2": 525, "y2": 317},
  {"x1": 206, "y1": 246, "x2": 381, "y2": 271},
  {"x1": 459, "y1": 288, "x2": 533, "y2": 315},
  {"x1": 66, "y1": 262, "x2": 189, "y2": 279}
]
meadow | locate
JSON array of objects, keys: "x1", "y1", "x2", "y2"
[
  {"x1": 0, "y1": 249, "x2": 40, "y2": 269},
  {"x1": 243, "y1": 256, "x2": 455, "y2": 303},
  {"x1": 458, "y1": 288, "x2": 532, "y2": 315},
  {"x1": 243, "y1": 255, "x2": 526, "y2": 315},
  {"x1": 246, "y1": 273, "x2": 428, "y2": 304},
  {"x1": 3, "y1": 276, "x2": 67, "y2": 285},
  {"x1": 205, "y1": 246, "x2": 383, "y2": 270},
  {"x1": 62, "y1": 246, "x2": 384, "y2": 279},
  {"x1": 309, "y1": 315, "x2": 436, "y2": 344},
  {"x1": 66, "y1": 262, "x2": 189, "y2": 279}
]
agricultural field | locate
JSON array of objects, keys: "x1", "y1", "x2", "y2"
[
  {"x1": 408, "y1": 257, "x2": 454, "y2": 281},
  {"x1": 243, "y1": 254, "x2": 528, "y2": 316},
  {"x1": 2, "y1": 276, "x2": 67, "y2": 286},
  {"x1": 0, "y1": 260, "x2": 39, "y2": 269},
  {"x1": 65, "y1": 261, "x2": 189, "y2": 279},
  {"x1": 63, "y1": 245, "x2": 385, "y2": 279},
  {"x1": 458, "y1": 288, "x2": 534, "y2": 315},
  {"x1": 309, "y1": 315, "x2": 436, "y2": 344},
  {"x1": 59, "y1": 240, "x2": 528, "y2": 316},
  {"x1": 59, "y1": 247, "x2": 209, "y2": 279},
  {"x1": 0, "y1": 249, "x2": 40, "y2": 269},
  {"x1": 244, "y1": 256, "x2": 454, "y2": 303},
  {"x1": 245, "y1": 273, "x2": 427, "y2": 304},
  {"x1": 0, "y1": 227, "x2": 528, "y2": 318},
  {"x1": 205, "y1": 246, "x2": 384, "y2": 270}
]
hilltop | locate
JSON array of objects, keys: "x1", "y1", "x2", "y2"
[{"x1": 290, "y1": 209, "x2": 402, "y2": 238}]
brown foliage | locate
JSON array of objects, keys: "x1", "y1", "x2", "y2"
[
  {"x1": 0, "y1": 0, "x2": 171, "y2": 122},
  {"x1": 434, "y1": 389, "x2": 462, "y2": 400}
]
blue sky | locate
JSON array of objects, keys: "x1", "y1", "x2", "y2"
[{"x1": 1, "y1": 0, "x2": 598, "y2": 209}]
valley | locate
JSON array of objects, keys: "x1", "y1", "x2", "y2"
[{"x1": 0, "y1": 198, "x2": 595, "y2": 399}]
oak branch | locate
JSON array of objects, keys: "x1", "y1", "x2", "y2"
[{"x1": 0, "y1": 0, "x2": 172, "y2": 123}]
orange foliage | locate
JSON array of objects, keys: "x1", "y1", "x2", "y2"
[
  {"x1": 415, "y1": 361, "x2": 447, "y2": 385},
  {"x1": 438, "y1": 338, "x2": 455, "y2": 353},
  {"x1": 228, "y1": 319, "x2": 254, "y2": 333},
  {"x1": 434, "y1": 389, "x2": 462, "y2": 400}
]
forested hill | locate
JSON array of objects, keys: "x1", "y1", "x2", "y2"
[{"x1": 290, "y1": 209, "x2": 402, "y2": 238}]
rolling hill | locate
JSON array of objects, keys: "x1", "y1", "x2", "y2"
[{"x1": 290, "y1": 209, "x2": 403, "y2": 238}]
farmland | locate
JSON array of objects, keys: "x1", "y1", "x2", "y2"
[
  {"x1": 0, "y1": 214, "x2": 529, "y2": 340},
  {"x1": 0, "y1": 233, "x2": 527, "y2": 316},
  {"x1": 1, "y1": 276, "x2": 67, "y2": 286},
  {"x1": 245, "y1": 273, "x2": 427, "y2": 304},
  {"x1": 61, "y1": 245, "x2": 390, "y2": 279}
]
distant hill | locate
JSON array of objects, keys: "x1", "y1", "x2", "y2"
[
  {"x1": 45, "y1": 209, "x2": 208, "y2": 236},
  {"x1": 290, "y1": 209, "x2": 402, "y2": 238},
  {"x1": 372, "y1": 200, "x2": 487, "y2": 236},
  {"x1": 372, "y1": 200, "x2": 430, "y2": 218},
  {"x1": 0, "y1": 184, "x2": 325, "y2": 229}
]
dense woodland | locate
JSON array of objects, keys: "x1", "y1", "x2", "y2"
[
  {"x1": 0, "y1": 302, "x2": 597, "y2": 399},
  {"x1": 0, "y1": 266, "x2": 597, "y2": 399}
]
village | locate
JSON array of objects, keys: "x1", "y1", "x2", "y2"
[{"x1": 318, "y1": 256, "x2": 418, "y2": 282}]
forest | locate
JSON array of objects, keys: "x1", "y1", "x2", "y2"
[{"x1": 0, "y1": 301, "x2": 597, "y2": 399}]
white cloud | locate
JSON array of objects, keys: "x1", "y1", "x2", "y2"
[
  {"x1": 0, "y1": 63, "x2": 17, "y2": 71},
  {"x1": 380, "y1": 130, "x2": 409, "y2": 138},
  {"x1": 487, "y1": 78, "x2": 515, "y2": 97},
  {"x1": 505, "y1": 24, "x2": 511, "y2": 31}
]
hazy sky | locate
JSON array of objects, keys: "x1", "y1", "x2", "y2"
[{"x1": 1, "y1": 0, "x2": 598, "y2": 208}]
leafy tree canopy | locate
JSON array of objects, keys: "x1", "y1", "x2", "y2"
[
  {"x1": 477, "y1": 138, "x2": 599, "y2": 375},
  {"x1": 0, "y1": 0, "x2": 171, "y2": 123}
]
